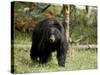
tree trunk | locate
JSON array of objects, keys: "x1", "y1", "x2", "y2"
[{"x1": 63, "y1": 5, "x2": 70, "y2": 50}]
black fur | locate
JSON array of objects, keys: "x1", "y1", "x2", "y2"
[{"x1": 30, "y1": 18, "x2": 67, "y2": 67}]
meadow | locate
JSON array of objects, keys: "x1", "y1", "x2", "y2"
[
  {"x1": 13, "y1": 46, "x2": 97, "y2": 73},
  {"x1": 12, "y1": 30, "x2": 97, "y2": 74}
]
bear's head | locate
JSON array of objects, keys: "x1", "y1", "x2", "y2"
[{"x1": 45, "y1": 26, "x2": 61, "y2": 43}]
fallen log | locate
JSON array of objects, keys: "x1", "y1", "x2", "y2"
[
  {"x1": 71, "y1": 45, "x2": 97, "y2": 49},
  {"x1": 13, "y1": 44, "x2": 97, "y2": 49}
]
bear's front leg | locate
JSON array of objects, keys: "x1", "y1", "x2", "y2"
[
  {"x1": 57, "y1": 42, "x2": 67, "y2": 67},
  {"x1": 39, "y1": 53, "x2": 51, "y2": 64}
]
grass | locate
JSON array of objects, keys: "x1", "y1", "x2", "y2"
[
  {"x1": 15, "y1": 30, "x2": 32, "y2": 44},
  {"x1": 13, "y1": 33, "x2": 97, "y2": 73},
  {"x1": 12, "y1": 47, "x2": 97, "y2": 74},
  {"x1": 13, "y1": 31, "x2": 97, "y2": 73}
]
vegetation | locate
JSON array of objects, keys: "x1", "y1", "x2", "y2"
[
  {"x1": 12, "y1": 1, "x2": 97, "y2": 73},
  {"x1": 13, "y1": 2, "x2": 97, "y2": 45},
  {"x1": 15, "y1": 30, "x2": 32, "y2": 44},
  {"x1": 13, "y1": 47, "x2": 97, "y2": 73},
  {"x1": 70, "y1": 6, "x2": 97, "y2": 44}
]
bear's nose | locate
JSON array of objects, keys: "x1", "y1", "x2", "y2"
[{"x1": 49, "y1": 34, "x2": 55, "y2": 43}]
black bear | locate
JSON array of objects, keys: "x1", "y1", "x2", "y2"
[{"x1": 30, "y1": 18, "x2": 67, "y2": 67}]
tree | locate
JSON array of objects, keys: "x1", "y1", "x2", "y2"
[{"x1": 63, "y1": 5, "x2": 70, "y2": 50}]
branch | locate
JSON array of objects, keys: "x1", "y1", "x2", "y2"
[{"x1": 40, "y1": 4, "x2": 51, "y2": 13}]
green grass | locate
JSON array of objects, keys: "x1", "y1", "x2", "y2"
[
  {"x1": 12, "y1": 47, "x2": 97, "y2": 74},
  {"x1": 14, "y1": 29, "x2": 97, "y2": 73},
  {"x1": 15, "y1": 30, "x2": 32, "y2": 44}
]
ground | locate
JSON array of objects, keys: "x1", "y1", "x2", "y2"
[{"x1": 13, "y1": 46, "x2": 97, "y2": 73}]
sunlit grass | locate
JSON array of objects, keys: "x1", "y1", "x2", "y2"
[
  {"x1": 15, "y1": 30, "x2": 32, "y2": 44},
  {"x1": 12, "y1": 47, "x2": 97, "y2": 74}
]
